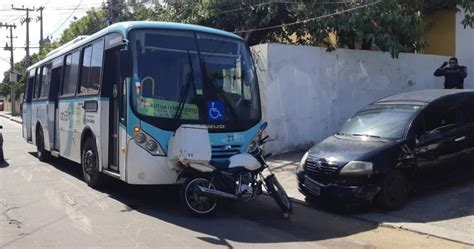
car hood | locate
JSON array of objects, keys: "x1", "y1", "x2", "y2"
[{"x1": 307, "y1": 135, "x2": 392, "y2": 167}]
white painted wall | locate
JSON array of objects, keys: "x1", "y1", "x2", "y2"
[
  {"x1": 252, "y1": 43, "x2": 450, "y2": 154},
  {"x1": 456, "y1": 10, "x2": 474, "y2": 89}
]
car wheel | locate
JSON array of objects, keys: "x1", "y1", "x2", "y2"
[{"x1": 375, "y1": 169, "x2": 409, "y2": 210}]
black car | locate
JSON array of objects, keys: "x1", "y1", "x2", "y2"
[{"x1": 296, "y1": 89, "x2": 474, "y2": 210}]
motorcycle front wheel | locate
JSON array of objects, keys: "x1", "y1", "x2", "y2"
[
  {"x1": 265, "y1": 174, "x2": 293, "y2": 213},
  {"x1": 180, "y1": 177, "x2": 218, "y2": 217}
]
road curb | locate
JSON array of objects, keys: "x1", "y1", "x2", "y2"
[
  {"x1": 287, "y1": 195, "x2": 473, "y2": 246},
  {"x1": 0, "y1": 114, "x2": 22, "y2": 124}
]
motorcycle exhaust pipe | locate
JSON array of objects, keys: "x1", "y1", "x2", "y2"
[{"x1": 197, "y1": 186, "x2": 238, "y2": 200}]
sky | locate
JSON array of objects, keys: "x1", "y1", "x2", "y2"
[{"x1": 0, "y1": 0, "x2": 104, "y2": 78}]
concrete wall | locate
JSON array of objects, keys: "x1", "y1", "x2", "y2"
[
  {"x1": 252, "y1": 43, "x2": 450, "y2": 154},
  {"x1": 456, "y1": 10, "x2": 474, "y2": 89},
  {"x1": 2, "y1": 97, "x2": 21, "y2": 115}
]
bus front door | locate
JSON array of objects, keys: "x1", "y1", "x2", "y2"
[
  {"x1": 50, "y1": 61, "x2": 62, "y2": 151},
  {"x1": 104, "y1": 48, "x2": 121, "y2": 172}
]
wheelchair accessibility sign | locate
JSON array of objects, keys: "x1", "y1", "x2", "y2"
[{"x1": 207, "y1": 101, "x2": 224, "y2": 121}]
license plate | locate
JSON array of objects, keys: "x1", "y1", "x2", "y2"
[{"x1": 304, "y1": 176, "x2": 321, "y2": 196}]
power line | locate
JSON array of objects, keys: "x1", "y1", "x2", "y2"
[
  {"x1": 234, "y1": 0, "x2": 382, "y2": 33},
  {"x1": 0, "y1": 57, "x2": 11, "y2": 64},
  {"x1": 11, "y1": 5, "x2": 34, "y2": 72},
  {"x1": 49, "y1": 0, "x2": 84, "y2": 37},
  {"x1": 218, "y1": 1, "x2": 360, "y2": 15}
]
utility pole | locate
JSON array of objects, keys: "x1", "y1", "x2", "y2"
[
  {"x1": 11, "y1": 5, "x2": 34, "y2": 69},
  {"x1": 0, "y1": 22, "x2": 17, "y2": 115},
  {"x1": 36, "y1": 6, "x2": 44, "y2": 52}
]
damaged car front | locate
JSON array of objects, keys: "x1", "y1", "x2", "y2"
[{"x1": 296, "y1": 104, "x2": 422, "y2": 209}]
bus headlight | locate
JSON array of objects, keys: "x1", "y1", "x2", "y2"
[
  {"x1": 133, "y1": 131, "x2": 165, "y2": 156},
  {"x1": 134, "y1": 133, "x2": 147, "y2": 144},
  {"x1": 340, "y1": 161, "x2": 373, "y2": 176},
  {"x1": 145, "y1": 140, "x2": 158, "y2": 152}
]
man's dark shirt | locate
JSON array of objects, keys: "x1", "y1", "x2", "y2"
[{"x1": 434, "y1": 66, "x2": 468, "y2": 89}]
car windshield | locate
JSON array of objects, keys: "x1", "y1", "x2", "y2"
[
  {"x1": 129, "y1": 29, "x2": 261, "y2": 131},
  {"x1": 339, "y1": 104, "x2": 420, "y2": 140}
]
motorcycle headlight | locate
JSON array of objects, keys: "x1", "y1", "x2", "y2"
[
  {"x1": 296, "y1": 151, "x2": 309, "y2": 174},
  {"x1": 340, "y1": 161, "x2": 373, "y2": 176},
  {"x1": 246, "y1": 134, "x2": 259, "y2": 153}
]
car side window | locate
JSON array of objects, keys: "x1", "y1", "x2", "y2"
[
  {"x1": 422, "y1": 98, "x2": 462, "y2": 136},
  {"x1": 460, "y1": 97, "x2": 474, "y2": 124}
]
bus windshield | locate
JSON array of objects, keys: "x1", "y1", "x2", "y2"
[{"x1": 130, "y1": 29, "x2": 261, "y2": 131}]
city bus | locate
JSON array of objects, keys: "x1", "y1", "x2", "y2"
[{"x1": 22, "y1": 21, "x2": 262, "y2": 188}]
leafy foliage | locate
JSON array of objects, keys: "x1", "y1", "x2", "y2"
[{"x1": 290, "y1": 0, "x2": 473, "y2": 58}]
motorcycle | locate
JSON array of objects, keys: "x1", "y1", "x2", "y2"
[{"x1": 172, "y1": 122, "x2": 292, "y2": 217}]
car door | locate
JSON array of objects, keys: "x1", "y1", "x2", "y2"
[
  {"x1": 458, "y1": 95, "x2": 474, "y2": 166},
  {"x1": 414, "y1": 96, "x2": 466, "y2": 179}
]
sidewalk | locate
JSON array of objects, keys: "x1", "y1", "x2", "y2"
[
  {"x1": 267, "y1": 152, "x2": 474, "y2": 246},
  {"x1": 0, "y1": 111, "x2": 22, "y2": 124}
]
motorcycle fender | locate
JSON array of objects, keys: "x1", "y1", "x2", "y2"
[
  {"x1": 189, "y1": 163, "x2": 215, "y2": 173},
  {"x1": 229, "y1": 154, "x2": 261, "y2": 171}
]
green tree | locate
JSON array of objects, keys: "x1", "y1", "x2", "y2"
[
  {"x1": 290, "y1": 0, "x2": 473, "y2": 57},
  {"x1": 60, "y1": 8, "x2": 108, "y2": 44}
]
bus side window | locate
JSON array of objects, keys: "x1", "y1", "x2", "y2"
[
  {"x1": 34, "y1": 67, "x2": 43, "y2": 99},
  {"x1": 25, "y1": 69, "x2": 35, "y2": 102},
  {"x1": 62, "y1": 51, "x2": 80, "y2": 96},
  {"x1": 40, "y1": 64, "x2": 52, "y2": 99},
  {"x1": 79, "y1": 38, "x2": 104, "y2": 95},
  {"x1": 51, "y1": 57, "x2": 63, "y2": 100}
]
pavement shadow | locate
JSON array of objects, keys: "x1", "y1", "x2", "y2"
[
  {"x1": 0, "y1": 160, "x2": 10, "y2": 168},
  {"x1": 369, "y1": 172, "x2": 474, "y2": 223},
  {"x1": 27, "y1": 151, "x2": 380, "y2": 245},
  {"x1": 101, "y1": 181, "x2": 380, "y2": 245},
  {"x1": 304, "y1": 167, "x2": 473, "y2": 227},
  {"x1": 27, "y1": 152, "x2": 84, "y2": 180},
  {"x1": 268, "y1": 151, "x2": 473, "y2": 233}
]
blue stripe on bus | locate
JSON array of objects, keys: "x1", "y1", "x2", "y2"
[
  {"x1": 58, "y1": 96, "x2": 109, "y2": 103},
  {"x1": 31, "y1": 100, "x2": 50, "y2": 104}
]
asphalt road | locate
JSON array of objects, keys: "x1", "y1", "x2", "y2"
[{"x1": 0, "y1": 118, "x2": 468, "y2": 248}]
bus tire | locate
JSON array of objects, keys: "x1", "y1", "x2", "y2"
[
  {"x1": 82, "y1": 137, "x2": 104, "y2": 189},
  {"x1": 36, "y1": 127, "x2": 50, "y2": 162}
]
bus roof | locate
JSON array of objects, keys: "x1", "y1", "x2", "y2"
[{"x1": 27, "y1": 21, "x2": 243, "y2": 71}]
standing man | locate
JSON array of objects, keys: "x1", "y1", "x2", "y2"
[{"x1": 434, "y1": 57, "x2": 468, "y2": 89}]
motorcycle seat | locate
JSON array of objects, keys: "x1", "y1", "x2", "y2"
[{"x1": 210, "y1": 160, "x2": 230, "y2": 170}]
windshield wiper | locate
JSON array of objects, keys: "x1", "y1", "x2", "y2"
[
  {"x1": 351, "y1": 133, "x2": 383, "y2": 139},
  {"x1": 174, "y1": 50, "x2": 196, "y2": 121}
]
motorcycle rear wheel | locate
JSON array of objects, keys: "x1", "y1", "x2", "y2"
[
  {"x1": 265, "y1": 174, "x2": 293, "y2": 213},
  {"x1": 180, "y1": 177, "x2": 218, "y2": 217}
]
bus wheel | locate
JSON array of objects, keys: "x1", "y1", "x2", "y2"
[
  {"x1": 82, "y1": 138, "x2": 104, "y2": 188},
  {"x1": 36, "y1": 127, "x2": 50, "y2": 162}
]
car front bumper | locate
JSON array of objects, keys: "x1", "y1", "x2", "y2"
[{"x1": 296, "y1": 171, "x2": 380, "y2": 203}]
